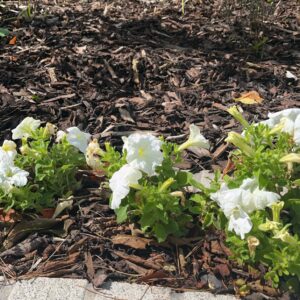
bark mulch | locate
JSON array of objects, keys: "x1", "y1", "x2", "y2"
[{"x1": 0, "y1": 0, "x2": 299, "y2": 299}]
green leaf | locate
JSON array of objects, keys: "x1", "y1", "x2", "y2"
[
  {"x1": 0, "y1": 28, "x2": 9, "y2": 37},
  {"x1": 115, "y1": 205, "x2": 128, "y2": 223},
  {"x1": 153, "y1": 223, "x2": 168, "y2": 243}
]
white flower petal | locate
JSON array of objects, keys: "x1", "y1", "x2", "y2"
[
  {"x1": 0, "y1": 158, "x2": 29, "y2": 193},
  {"x1": 293, "y1": 114, "x2": 300, "y2": 145},
  {"x1": 261, "y1": 109, "x2": 300, "y2": 144},
  {"x1": 56, "y1": 130, "x2": 66, "y2": 142},
  {"x1": 211, "y1": 185, "x2": 242, "y2": 218},
  {"x1": 9, "y1": 167, "x2": 29, "y2": 187},
  {"x1": 109, "y1": 164, "x2": 142, "y2": 209},
  {"x1": 66, "y1": 127, "x2": 91, "y2": 153},
  {"x1": 211, "y1": 177, "x2": 280, "y2": 238},
  {"x1": 12, "y1": 117, "x2": 41, "y2": 140},
  {"x1": 252, "y1": 189, "x2": 280, "y2": 210},
  {"x1": 123, "y1": 133, "x2": 163, "y2": 176},
  {"x1": 1, "y1": 140, "x2": 17, "y2": 160},
  {"x1": 188, "y1": 124, "x2": 210, "y2": 149},
  {"x1": 228, "y1": 209, "x2": 252, "y2": 239},
  {"x1": 0, "y1": 149, "x2": 14, "y2": 166}
]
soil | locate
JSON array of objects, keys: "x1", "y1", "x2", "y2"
[{"x1": 0, "y1": 0, "x2": 299, "y2": 299}]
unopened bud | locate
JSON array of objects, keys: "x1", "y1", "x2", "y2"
[
  {"x1": 226, "y1": 132, "x2": 254, "y2": 157},
  {"x1": 227, "y1": 106, "x2": 249, "y2": 128},
  {"x1": 45, "y1": 122, "x2": 57, "y2": 136},
  {"x1": 247, "y1": 236, "x2": 260, "y2": 257},
  {"x1": 20, "y1": 144, "x2": 30, "y2": 155}
]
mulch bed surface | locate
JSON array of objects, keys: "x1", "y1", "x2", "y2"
[{"x1": 0, "y1": 1, "x2": 299, "y2": 299}]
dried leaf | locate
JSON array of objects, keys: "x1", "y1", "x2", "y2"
[
  {"x1": 113, "y1": 250, "x2": 161, "y2": 270},
  {"x1": 214, "y1": 263, "x2": 230, "y2": 278},
  {"x1": 0, "y1": 208, "x2": 20, "y2": 223},
  {"x1": 112, "y1": 234, "x2": 151, "y2": 249},
  {"x1": 234, "y1": 91, "x2": 263, "y2": 105},
  {"x1": 125, "y1": 260, "x2": 148, "y2": 275},
  {"x1": 85, "y1": 252, "x2": 95, "y2": 281},
  {"x1": 118, "y1": 108, "x2": 135, "y2": 123},
  {"x1": 93, "y1": 270, "x2": 108, "y2": 288},
  {"x1": 138, "y1": 269, "x2": 172, "y2": 284},
  {"x1": 52, "y1": 198, "x2": 73, "y2": 219},
  {"x1": 9, "y1": 36, "x2": 17, "y2": 45},
  {"x1": 223, "y1": 159, "x2": 235, "y2": 176},
  {"x1": 41, "y1": 252, "x2": 80, "y2": 273}
]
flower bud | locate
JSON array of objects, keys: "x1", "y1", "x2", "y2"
[
  {"x1": 159, "y1": 178, "x2": 175, "y2": 192},
  {"x1": 273, "y1": 225, "x2": 297, "y2": 245},
  {"x1": 20, "y1": 144, "x2": 30, "y2": 155},
  {"x1": 280, "y1": 153, "x2": 300, "y2": 164},
  {"x1": 170, "y1": 191, "x2": 186, "y2": 205},
  {"x1": 227, "y1": 106, "x2": 249, "y2": 128},
  {"x1": 226, "y1": 132, "x2": 254, "y2": 157},
  {"x1": 45, "y1": 122, "x2": 57, "y2": 136},
  {"x1": 247, "y1": 236, "x2": 260, "y2": 257},
  {"x1": 271, "y1": 201, "x2": 284, "y2": 223},
  {"x1": 85, "y1": 139, "x2": 104, "y2": 171},
  {"x1": 258, "y1": 218, "x2": 280, "y2": 232}
]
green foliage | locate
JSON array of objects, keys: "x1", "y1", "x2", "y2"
[
  {"x1": 222, "y1": 109, "x2": 300, "y2": 291},
  {"x1": 105, "y1": 138, "x2": 203, "y2": 242},
  {"x1": 100, "y1": 142, "x2": 127, "y2": 178},
  {"x1": 0, "y1": 27, "x2": 9, "y2": 38},
  {"x1": 229, "y1": 123, "x2": 293, "y2": 191},
  {"x1": 0, "y1": 128, "x2": 84, "y2": 211}
]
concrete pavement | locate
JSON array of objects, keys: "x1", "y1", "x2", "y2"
[{"x1": 0, "y1": 277, "x2": 237, "y2": 300}]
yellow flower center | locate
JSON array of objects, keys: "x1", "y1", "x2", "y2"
[{"x1": 138, "y1": 148, "x2": 144, "y2": 157}]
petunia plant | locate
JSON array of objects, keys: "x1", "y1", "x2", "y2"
[
  {"x1": 88, "y1": 125, "x2": 210, "y2": 242},
  {"x1": 0, "y1": 117, "x2": 89, "y2": 211},
  {"x1": 209, "y1": 107, "x2": 300, "y2": 292}
]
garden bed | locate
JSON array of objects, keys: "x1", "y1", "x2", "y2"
[{"x1": 0, "y1": 1, "x2": 299, "y2": 299}]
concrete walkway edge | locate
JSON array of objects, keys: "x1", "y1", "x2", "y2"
[{"x1": 0, "y1": 276, "x2": 237, "y2": 300}]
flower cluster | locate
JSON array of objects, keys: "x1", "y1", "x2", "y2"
[
  {"x1": 211, "y1": 178, "x2": 280, "y2": 239},
  {"x1": 0, "y1": 146, "x2": 29, "y2": 193},
  {"x1": 108, "y1": 125, "x2": 208, "y2": 210},
  {"x1": 0, "y1": 117, "x2": 89, "y2": 210},
  {"x1": 217, "y1": 106, "x2": 300, "y2": 290}
]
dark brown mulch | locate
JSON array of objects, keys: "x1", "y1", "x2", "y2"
[{"x1": 0, "y1": 0, "x2": 300, "y2": 299}]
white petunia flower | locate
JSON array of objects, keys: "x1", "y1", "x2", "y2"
[
  {"x1": 261, "y1": 108, "x2": 300, "y2": 144},
  {"x1": 211, "y1": 178, "x2": 280, "y2": 239},
  {"x1": 0, "y1": 149, "x2": 29, "y2": 193},
  {"x1": 109, "y1": 164, "x2": 142, "y2": 209},
  {"x1": 123, "y1": 133, "x2": 163, "y2": 176},
  {"x1": 66, "y1": 127, "x2": 91, "y2": 153},
  {"x1": 228, "y1": 209, "x2": 253, "y2": 239},
  {"x1": 239, "y1": 178, "x2": 281, "y2": 211},
  {"x1": 85, "y1": 139, "x2": 104, "y2": 170},
  {"x1": 56, "y1": 130, "x2": 66, "y2": 142},
  {"x1": 12, "y1": 117, "x2": 41, "y2": 140},
  {"x1": 1, "y1": 140, "x2": 17, "y2": 159},
  {"x1": 178, "y1": 124, "x2": 210, "y2": 152}
]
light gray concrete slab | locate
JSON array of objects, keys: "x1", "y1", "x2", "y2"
[
  {"x1": 0, "y1": 277, "x2": 14, "y2": 300},
  {"x1": 0, "y1": 277, "x2": 237, "y2": 300},
  {"x1": 5, "y1": 277, "x2": 88, "y2": 300},
  {"x1": 84, "y1": 281, "x2": 237, "y2": 300}
]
